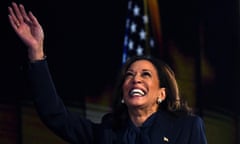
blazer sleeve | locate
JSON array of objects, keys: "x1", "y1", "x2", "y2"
[{"x1": 27, "y1": 60, "x2": 95, "y2": 144}]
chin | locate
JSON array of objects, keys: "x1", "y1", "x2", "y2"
[{"x1": 127, "y1": 102, "x2": 145, "y2": 108}]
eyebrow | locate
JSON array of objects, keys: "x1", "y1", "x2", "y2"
[
  {"x1": 126, "y1": 69, "x2": 152, "y2": 73},
  {"x1": 142, "y1": 69, "x2": 151, "y2": 72}
]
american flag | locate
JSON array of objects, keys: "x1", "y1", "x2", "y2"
[{"x1": 122, "y1": 0, "x2": 158, "y2": 63}]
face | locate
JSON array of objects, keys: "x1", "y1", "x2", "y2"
[{"x1": 122, "y1": 60, "x2": 165, "y2": 111}]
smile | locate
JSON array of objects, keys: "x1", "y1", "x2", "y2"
[{"x1": 129, "y1": 89, "x2": 146, "y2": 97}]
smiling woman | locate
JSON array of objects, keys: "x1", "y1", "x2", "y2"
[
  {"x1": 121, "y1": 59, "x2": 167, "y2": 127},
  {"x1": 7, "y1": 2, "x2": 207, "y2": 144}
]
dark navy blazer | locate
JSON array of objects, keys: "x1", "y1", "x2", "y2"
[{"x1": 27, "y1": 60, "x2": 208, "y2": 144}]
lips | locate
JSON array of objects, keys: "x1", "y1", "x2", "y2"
[{"x1": 129, "y1": 89, "x2": 146, "y2": 97}]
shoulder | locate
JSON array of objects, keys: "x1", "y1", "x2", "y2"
[
  {"x1": 183, "y1": 114, "x2": 204, "y2": 124},
  {"x1": 175, "y1": 114, "x2": 208, "y2": 143},
  {"x1": 156, "y1": 110, "x2": 203, "y2": 123},
  {"x1": 173, "y1": 114, "x2": 206, "y2": 132}
]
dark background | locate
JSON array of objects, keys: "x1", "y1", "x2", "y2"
[
  {"x1": 1, "y1": 0, "x2": 126, "y2": 105},
  {"x1": 0, "y1": 0, "x2": 239, "y2": 129}
]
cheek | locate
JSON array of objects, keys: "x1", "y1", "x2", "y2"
[
  {"x1": 150, "y1": 82, "x2": 159, "y2": 89},
  {"x1": 122, "y1": 80, "x2": 130, "y2": 96},
  {"x1": 148, "y1": 81, "x2": 160, "y2": 94}
]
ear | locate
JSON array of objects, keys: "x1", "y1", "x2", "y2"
[{"x1": 158, "y1": 88, "x2": 166, "y2": 101}]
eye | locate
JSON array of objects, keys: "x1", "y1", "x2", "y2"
[
  {"x1": 125, "y1": 71, "x2": 134, "y2": 78},
  {"x1": 142, "y1": 71, "x2": 151, "y2": 77}
]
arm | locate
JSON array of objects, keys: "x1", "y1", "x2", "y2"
[
  {"x1": 8, "y1": 2, "x2": 95, "y2": 143},
  {"x1": 28, "y1": 60, "x2": 94, "y2": 144}
]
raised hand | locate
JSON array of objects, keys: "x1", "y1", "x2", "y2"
[{"x1": 8, "y1": 2, "x2": 45, "y2": 61}]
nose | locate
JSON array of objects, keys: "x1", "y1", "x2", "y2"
[{"x1": 132, "y1": 73, "x2": 142, "y2": 83}]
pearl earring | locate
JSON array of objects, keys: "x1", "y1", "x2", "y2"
[
  {"x1": 121, "y1": 99, "x2": 124, "y2": 104},
  {"x1": 157, "y1": 97, "x2": 162, "y2": 104}
]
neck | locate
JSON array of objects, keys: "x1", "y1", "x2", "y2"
[{"x1": 128, "y1": 108, "x2": 157, "y2": 127}]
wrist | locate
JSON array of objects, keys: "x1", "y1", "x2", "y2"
[{"x1": 29, "y1": 55, "x2": 47, "y2": 63}]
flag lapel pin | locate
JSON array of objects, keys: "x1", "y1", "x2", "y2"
[{"x1": 163, "y1": 136, "x2": 169, "y2": 142}]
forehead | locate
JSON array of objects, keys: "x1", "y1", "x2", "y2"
[{"x1": 128, "y1": 60, "x2": 156, "y2": 71}]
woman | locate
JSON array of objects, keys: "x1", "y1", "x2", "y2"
[{"x1": 8, "y1": 2, "x2": 208, "y2": 144}]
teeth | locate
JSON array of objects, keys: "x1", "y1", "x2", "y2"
[{"x1": 130, "y1": 89, "x2": 145, "y2": 96}]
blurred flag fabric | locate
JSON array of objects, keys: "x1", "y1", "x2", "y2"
[{"x1": 122, "y1": 0, "x2": 163, "y2": 63}]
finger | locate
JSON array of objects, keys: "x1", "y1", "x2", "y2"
[
  {"x1": 11, "y1": 2, "x2": 24, "y2": 23},
  {"x1": 28, "y1": 11, "x2": 40, "y2": 26},
  {"x1": 19, "y1": 4, "x2": 31, "y2": 24},
  {"x1": 8, "y1": 6, "x2": 20, "y2": 28},
  {"x1": 8, "y1": 14, "x2": 19, "y2": 31}
]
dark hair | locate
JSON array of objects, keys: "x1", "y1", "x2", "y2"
[{"x1": 111, "y1": 55, "x2": 192, "y2": 129}]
